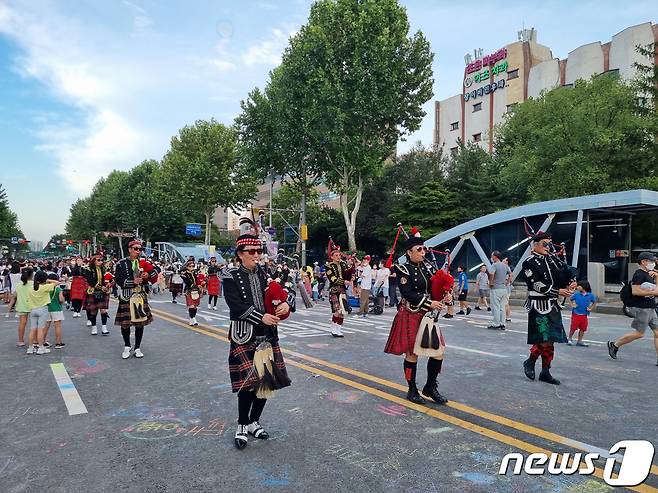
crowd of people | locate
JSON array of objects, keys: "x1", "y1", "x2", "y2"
[{"x1": 2, "y1": 220, "x2": 657, "y2": 450}]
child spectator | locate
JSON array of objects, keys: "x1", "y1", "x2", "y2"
[
  {"x1": 568, "y1": 280, "x2": 597, "y2": 347},
  {"x1": 8, "y1": 267, "x2": 33, "y2": 348},
  {"x1": 44, "y1": 273, "x2": 66, "y2": 349},
  {"x1": 25, "y1": 270, "x2": 60, "y2": 355}
]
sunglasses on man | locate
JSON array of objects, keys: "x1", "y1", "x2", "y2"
[
  {"x1": 412, "y1": 246, "x2": 428, "y2": 253},
  {"x1": 130, "y1": 247, "x2": 143, "y2": 251},
  {"x1": 243, "y1": 248, "x2": 263, "y2": 255}
]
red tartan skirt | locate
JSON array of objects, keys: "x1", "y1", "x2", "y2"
[
  {"x1": 384, "y1": 302, "x2": 425, "y2": 355},
  {"x1": 206, "y1": 276, "x2": 220, "y2": 296},
  {"x1": 229, "y1": 338, "x2": 289, "y2": 393},
  {"x1": 83, "y1": 291, "x2": 110, "y2": 313},
  {"x1": 70, "y1": 277, "x2": 88, "y2": 301},
  {"x1": 185, "y1": 291, "x2": 201, "y2": 307}
]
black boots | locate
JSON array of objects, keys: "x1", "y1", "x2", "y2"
[
  {"x1": 538, "y1": 369, "x2": 560, "y2": 385},
  {"x1": 421, "y1": 384, "x2": 449, "y2": 405},
  {"x1": 523, "y1": 358, "x2": 536, "y2": 380},
  {"x1": 406, "y1": 386, "x2": 426, "y2": 404}
]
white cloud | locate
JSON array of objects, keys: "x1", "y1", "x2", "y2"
[{"x1": 241, "y1": 27, "x2": 295, "y2": 67}]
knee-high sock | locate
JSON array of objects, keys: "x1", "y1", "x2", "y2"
[
  {"x1": 121, "y1": 327, "x2": 131, "y2": 347},
  {"x1": 237, "y1": 390, "x2": 255, "y2": 425},
  {"x1": 89, "y1": 313, "x2": 97, "y2": 326},
  {"x1": 72, "y1": 300, "x2": 82, "y2": 313},
  {"x1": 541, "y1": 343, "x2": 555, "y2": 369},
  {"x1": 249, "y1": 396, "x2": 267, "y2": 423},
  {"x1": 134, "y1": 326, "x2": 144, "y2": 349},
  {"x1": 189, "y1": 307, "x2": 197, "y2": 318},
  {"x1": 403, "y1": 359, "x2": 418, "y2": 390},
  {"x1": 529, "y1": 344, "x2": 543, "y2": 362},
  {"x1": 425, "y1": 358, "x2": 443, "y2": 388},
  {"x1": 101, "y1": 312, "x2": 108, "y2": 325}
]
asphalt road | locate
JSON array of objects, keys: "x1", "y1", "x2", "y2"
[{"x1": 1, "y1": 292, "x2": 657, "y2": 493}]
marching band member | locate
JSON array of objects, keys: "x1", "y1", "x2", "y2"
[
  {"x1": 222, "y1": 218, "x2": 291, "y2": 450},
  {"x1": 522, "y1": 232, "x2": 576, "y2": 385},
  {"x1": 325, "y1": 241, "x2": 354, "y2": 338},
  {"x1": 206, "y1": 257, "x2": 221, "y2": 310},
  {"x1": 384, "y1": 229, "x2": 449, "y2": 405},
  {"x1": 114, "y1": 240, "x2": 159, "y2": 360},
  {"x1": 82, "y1": 254, "x2": 111, "y2": 336},
  {"x1": 181, "y1": 260, "x2": 204, "y2": 326},
  {"x1": 69, "y1": 257, "x2": 88, "y2": 318}
]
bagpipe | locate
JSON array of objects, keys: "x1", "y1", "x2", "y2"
[
  {"x1": 385, "y1": 223, "x2": 454, "y2": 303},
  {"x1": 521, "y1": 218, "x2": 578, "y2": 286}
]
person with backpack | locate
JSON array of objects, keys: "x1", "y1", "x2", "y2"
[{"x1": 608, "y1": 252, "x2": 658, "y2": 365}]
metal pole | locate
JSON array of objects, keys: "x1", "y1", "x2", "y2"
[
  {"x1": 269, "y1": 175, "x2": 273, "y2": 228},
  {"x1": 300, "y1": 189, "x2": 307, "y2": 266},
  {"x1": 572, "y1": 209, "x2": 584, "y2": 268}
]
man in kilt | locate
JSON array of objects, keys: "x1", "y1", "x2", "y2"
[
  {"x1": 384, "y1": 231, "x2": 448, "y2": 405},
  {"x1": 325, "y1": 244, "x2": 354, "y2": 338},
  {"x1": 522, "y1": 232, "x2": 577, "y2": 385},
  {"x1": 82, "y1": 254, "x2": 111, "y2": 336},
  {"x1": 69, "y1": 257, "x2": 88, "y2": 318},
  {"x1": 206, "y1": 256, "x2": 221, "y2": 310},
  {"x1": 223, "y1": 219, "x2": 291, "y2": 450},
  {"x1": 114, "y1": 240, "x2": 159, "y2": 360}
]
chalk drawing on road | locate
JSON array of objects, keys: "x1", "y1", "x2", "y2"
[{"x1": 326, "y1": 390, "x2": 364, "y2": 404}]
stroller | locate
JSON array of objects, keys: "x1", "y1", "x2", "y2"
[{"x1": 368, "y1": 285, "x2": 385, "y2": 315}]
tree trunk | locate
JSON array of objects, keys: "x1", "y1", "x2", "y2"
[
  {"x1": 118, "y1": 234, "x2": 124, "y2": 258},
  {"x1": 340, "y1": 174, "x2": 363, "y2": 252}
]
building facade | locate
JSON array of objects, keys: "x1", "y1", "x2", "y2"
[{"x1": 434, "y1": 23, "x2": 658, "y2": 154}]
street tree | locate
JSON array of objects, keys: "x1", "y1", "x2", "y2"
[
  {"x1": 274, "y1": 0, "x2": 434, "y2": 251},
  {"x1": 161, "y1": 119, "x2": 257, "y2": 245}
]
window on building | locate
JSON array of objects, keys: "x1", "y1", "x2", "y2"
[
  {"x1": 472, "y1": 102, "x2": 482, "y2": 112},
  {"x1": 506, "y1": 103, "x2": 518, "y2": 113},
  {"x1": 449, "y1": 146, "x2": 458, "y2": 156},
  {"x1": 507, "y1": 69, "x2": 519, "y2": 80},
  {"x1": 472, "y1": 133, "x2": 482, "y2": 143},
  {"x1": 450, "y1": 121, "x2": 459, "y2": 131}
]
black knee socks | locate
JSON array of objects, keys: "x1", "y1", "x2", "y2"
[
  {"x1": 72, "y1": 300, "x2": 82, "y2": 312},
  {"x1": 403, "y1": 359, "x2": 418, "y2": 390},
  {"x1": 120, "y1": 326, "x2": 144, "y2": 348},
  {"x1": 101, "y1": 312, "x2": 108, "y2": 325},
  {"x1": 209, "y1": 295, "x2": 217, "y2": 306},
  {"x1": 237, "y1": 390, "x2": 267, "y2": 425},
  {"x1": 121, "y1": 327, "x2": 131, "y2": 347},
  {"x1": 426, "y1": 358, "x2": 443, "y2": 388},
  {"x1": 188, "y1": 308, "x2": 197, "y2": 318},
  {"x1": 89, "y1": 313, "x2": 97, "y2": 326}
]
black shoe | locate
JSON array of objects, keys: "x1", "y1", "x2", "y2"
[
  {"x1": 466, "y1": 307, "x2": 472, "y2": 315},
  {"x1": 487, "y1": 325, "x2": 501, "y2": 330},
  {"x1": 234, "y1": 425, "x2": 248, "y2": 450},
  {"x1": 500, "y1": 325, "x2": 506, "y2": 330},
  {"x1": 457, "y1": 310, "x2": 465, "y2": 315},
  {"x1": 406, "y1": 387, "x2": 426, "y2": 405},
  {"x1": 523, "y1": 358, "x2": 535, "y2": 380},
  {"x1": 421, "y1": 384, "x2": 449, "y2": 405},
  {"x1": 487, "y1": 307, "x2": 491, "y2": 311},
  {"x1": 443, "y1": 314, "x2": 454, "y2": 319},
  {"x1": 474, "y1": 306, "x2": 481, "y2": 310},
  {"x1": 538, "y1": 369, "x2": 560, "y2": 385},
  {"x1": 607, "y1": 341, "x2": 618, "y2": 360}
]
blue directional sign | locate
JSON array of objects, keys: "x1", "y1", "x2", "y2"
[{"x1": 185, "y1": 223, "x2": 203, "y2": 236}]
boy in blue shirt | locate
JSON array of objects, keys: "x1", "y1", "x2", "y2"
[{"x1": 568, "y1": 280, "x2": 597, "y2": 346}]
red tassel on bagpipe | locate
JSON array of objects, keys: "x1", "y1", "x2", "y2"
[{"x1": 385, "y1": 226, "x2": 403, "y2": 268}]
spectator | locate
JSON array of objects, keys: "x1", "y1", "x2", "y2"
[
  {"x1": 44, "y1": 273, "x2": 66, "y2": 349},
  {"x1": 475, "y1": 265, "x2": 490, "y2": 311},
  {"x1": 608, "y1": 252, "x2": 658, "y2": 365},
  {"x1": 567, "y1": 280, "x2": 596, "y2": 347},
  {"x1": 455, "y1": 265, "x2": 471, "y2": 315},
  {"x1": 357, "y1": 255, "x2": 372, "y2": 317},
  {"x1": 388, "y1": 262, "x2": 399, "y2": 308},
  {"x1": 503, "y1": 257, "x2": 513, "y2": 322},
  {"x1": 488, "y1": 251, "x2": 511, "y2": 330},
  {"x1": 374, "y1": 261, "x2": 390, "y2": 306}
]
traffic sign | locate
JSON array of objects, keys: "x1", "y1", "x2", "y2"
[
  {"x1": 185, "y1": 223, "x2": 203, "y2": 236},
  {"x1": 11, "y1": 236, "x2": 18, "y2": 244}
]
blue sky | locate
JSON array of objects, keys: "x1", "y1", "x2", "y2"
[{"x1": 0, "y1": 0, "x2": 656, "y2": 243}]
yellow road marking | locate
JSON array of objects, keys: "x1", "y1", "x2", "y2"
[
  {"x1": 150, "y1": 308, "x2": 657, "y2": 492},
  {"x1": 152, "y1": 306, "x2": 658, "y2": 477}
]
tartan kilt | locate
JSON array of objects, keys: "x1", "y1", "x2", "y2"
[
  {"x1": 169, "y1": 282, "x2": 183, "y2": 295},
  {"x1": 329, "y1": 286, "x2": 346, "y2": 314},
  {"x1": 185, "y1": 292, "x2": 201, "y2": 307},
  {"x1": 384, "y1": 301, "x2": 425, "y2": 355},
  {"x1": 229, "y1": 338, "x2": 289, "y2": 393},
  {"x1": 114, "y1": 295, "x2": 152, "y2": 328},
  {"x1": 206, "y1": 276, "x2": 220, "y2": 296},
  {"x1": 70, "y1": 277, "x2": 88, "y2": 301},
  {"x1": 83, "y1": 291, "x2": 110, "y2": 313}
]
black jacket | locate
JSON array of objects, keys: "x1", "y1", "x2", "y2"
[{"x1": 395, "y1": 260, "x2": 434, "y2": 312}]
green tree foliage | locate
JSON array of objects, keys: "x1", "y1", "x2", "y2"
[
  {"x1": 0, "y1": 184, "x2": 22, "y2": 240},
  {"x1": 160, "y1": 119, "x2": 257, "y2": 244},
  {"x1": 494, "y1": 74, "x2": 658, "y2": 201},
  {"x1": 270, "y1": 0, "x2": 434, "y2": 251}
]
